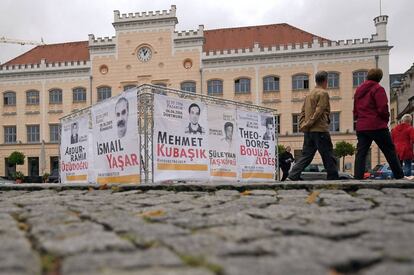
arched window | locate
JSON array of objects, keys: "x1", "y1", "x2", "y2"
[
  {"x1": 207, "y1": 79, "x2": 223, "y2": 95},
  {"x1": 327, "y1": 72, "x2": 340, "y2": 89},
  {"x1": 49, "y1": 89, "x2": 62, "y2": 104},
  {"x1": 4, "y1": 91, "x2": 16, "y2": 106},
  {"x1": 263, "y1": 76, "x2": 280, "y2": 92},
  {"x1": 235, "y1": 78, "x2": 251, "y2": 94},
  {"x1": 97, "y1": 86, "x2": 111, "y2": 102},
  {"x1": 181, "y1": 81, "x2": 196, "y2": 93},
  {"x1": 292, "y1": 74, "x2": 309, "y2": 90},
  {"x1": 26, "y1": 90, "x2": 40, "y2": 105},
  {"x1": 73, "y1": 87, "x2": 86, "y2": 102},
  {"x1": 353, "y1": 70, "x2": 368, "y2": 87}
]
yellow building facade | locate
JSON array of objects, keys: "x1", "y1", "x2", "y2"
[{"x1": 0, "y1": 6, "x2": 392, "y2": 178}]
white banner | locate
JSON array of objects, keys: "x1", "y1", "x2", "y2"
[
  {"x1": 60, "y1": 113, "x2": 90, "y2": 183},
  {"x1": 153, "y1": 94, "x2": 209, "y2": 182},
  {"x1": 91, "y1": 90, "x2": 140, "y2": 184},
  {"x1": 237, "y1": 110, "x2": 276, "y2": 181},
  {"x1": 208, "y1": 105, "x2": 238, "y2": 181}
]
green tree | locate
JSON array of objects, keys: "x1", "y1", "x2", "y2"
[
  {"x1": 277, "y1": 144, "x2": 286, "y2": 155},
  {"x1": 334, "y1": 141, "x2": 355, "y2": 171},
  {"x1": 8, "y1": 151, "x2": 25, "y2": 165}
]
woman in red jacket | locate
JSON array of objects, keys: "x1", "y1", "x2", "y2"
[
  {"x1": 391, "y1": 114, "x2": 414, "y2": 176},
  {"x1": 353, "y1": 68, "x2": 404, "y2": 179}
]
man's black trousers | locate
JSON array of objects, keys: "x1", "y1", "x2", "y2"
[
  {"x1": 288, "y1": 132, "x2": 338, "y2": 180},
  {"x1": 354, "y1": 129, "x2": 404, "y2": 179}
]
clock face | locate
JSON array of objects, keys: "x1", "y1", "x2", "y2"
[{"x1": 137, "y1": 46, "x2": 152, "y2": 62}]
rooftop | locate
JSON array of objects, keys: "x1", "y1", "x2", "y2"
[
  {"x1": 2, "y1": 41, "x2": 89, "y2": 66},
  {"x1": 2, "y1": 23, "x2": 328, "y2": 66},
  {"x1": 203, "y1": 23, "x2": 329, "y2": 52}
]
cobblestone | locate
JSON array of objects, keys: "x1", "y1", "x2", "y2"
[{"x1": 1, "y1": 181, "x2": 414, "y2": 274}]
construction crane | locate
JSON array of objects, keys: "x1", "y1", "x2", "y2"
[{"x1": 0, "y1": 36, "x2": 45, "y2": 46}]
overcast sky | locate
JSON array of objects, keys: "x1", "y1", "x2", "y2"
[{"x1": 0, "y1": 0, "x2": 412, "y2": 73}]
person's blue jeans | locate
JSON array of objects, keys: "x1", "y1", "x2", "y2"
[{"x1": 402, "y1": 159, "x2": 412, "y2": 176}]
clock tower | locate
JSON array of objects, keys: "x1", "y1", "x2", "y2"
[{"x1": 88, "y1": 5, "x2": 203, "y2": 100}]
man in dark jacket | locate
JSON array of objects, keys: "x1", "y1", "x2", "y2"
[
  {"x1": 279, "y1": 146, "x2": 294, "y2": 181},
  {"x1": 288, "y1": 71, "x2": 339, "y2": 181},
  {"x1": 353, "y1": 68, "x2": 404, "y2": 179}
]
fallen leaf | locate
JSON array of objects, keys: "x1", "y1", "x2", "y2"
[
  {"x1": 111, "y1": 186, "x2": 120, "y2": 192},
  {"x1": 18, "y1": 222, "x2": 29, "y2": 231},
  {"x1": 328, "y1": 269, "x2": 343, "y2": 275},
  {"x1": 99, "y1": 184, "x2": 108, "y2": 190},
  {"x1": 306, "y1": 191, "x2": 320, "y2": 204},
  {"x1": 139, "y1": 209, "x2": 166, "y2": 218},
  {"x1": 240, "y1": 190, "x2": 252, "y2": 196}
]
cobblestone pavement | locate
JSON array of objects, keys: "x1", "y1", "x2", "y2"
[{"x1": 1, "y1": 181, "x2": 414, "y2": 275}]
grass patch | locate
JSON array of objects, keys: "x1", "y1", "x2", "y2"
[
  {"x1": 180, "y1": 254, "x2": 223, "y2": 274},
  {"x1": 119, "y1": 233, "x2": 159, "y2": 249},
  {"x1": 41, "y1": 253, "x2": 61, "y2": 275}
]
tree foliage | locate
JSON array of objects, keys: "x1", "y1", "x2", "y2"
[
  {"x1": 8, "y1": 151, "x2": 25, "y2": 165},
  {"x1": 334, "y1": 141, "x2": 355, "y2": 171},
  {"x1": 277, "y1": 144, "x2": 286, "y2": 155}
]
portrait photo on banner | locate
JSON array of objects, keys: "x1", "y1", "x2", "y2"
[
  {"x1": 237, "y1": 110, "x2": 276, "y2": 182},
  {"x1": 208, "y1": 104, "x2": 238, "y2": 181},
  {"x1": 91, "y1": 91, "x2": 140, "y2": 184},
  {"x1": 60, "y1": 113, "x2": 90, "y2": 183},
  {"x1": 153, "y1": 94, "x2": 210, "y2": 182}
]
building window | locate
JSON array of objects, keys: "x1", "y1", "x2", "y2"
[
  {"x1": 27, "y1": 125, "x2": 40, "y2": 143},
  {"x1": 263, "y1": 76, "x2": 280, "y2": 92},
  {"x1": 207, "y1": 79, "x2": 223, "y2": 95},
  {"x1": 275, "y1": 115, "x2": 281, "y2": 134},
  {"x1": 26, "y1": 90, "x2": 40, "y2": 105},
  {"x1": 49, "y1": 89, "x2": 62, "y2": 104},
  {"x1": 153, "y1": 83, "x2": 167, "y2": 87},
  {"x1": 330, "y1": 112, "x2": 340, "y2": 132},
  {"x1": 5, "y1": 158, "x2": 16, "y2": 179},
  {"x1": 235, "y1": 78, "x2": 251, "y2": 94},
  {"x1": 292, "y1": 114, "x2": 300, "y2": 133},
  {"x1": 28, "y1": 157, "x2": 39, "y2": 177},
  {"x1": 353, "y1": 70, "x2": 368, "y2": 87},
  {"x1": 353, "y1": 117, "x2": 357, "y2": 131},
  {"x1": 181, "y1": 81, "x2": 196, "y2": 93},
  {"x1": 49, "y1": 124, "x2": 60, "y2": 143},
  {"x1": 4, "y1": 126, "x2": 16, "y2": 144},
  {"x1": 4, "y1": 91, "x2": 16, "y2": 106},
  {"x1": 50, "y1": 156, "x2": 59, "y2": 175},
  {"x1": 292, "y1": 74, "x2": 309, "y2": 90},
  {"x1": 123, "y1": 85, "x2": 136, "y2": 91},
  {"x1": 73, "y1": 87, "x2": 86, "y2": 102},
  {"x1": 97, "y1": 86, "x2": 111, "y2": 102},
  {"x1": 327, "y1": 72, "x2": 340, "y2": 89}
]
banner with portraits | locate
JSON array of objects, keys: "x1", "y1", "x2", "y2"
[
  {"x1": 91, "y1": 90, "x2": 140, "y2": 184},
  {"x1": 61, "y1": 86, "x2": 277, "y2": 184},
  {"x1": 60, "y1": 113, "x2": 90, "y2": 183},
  {"x1": 208, "y1": 105, "x2": 238, "y2": 181},
  {"x1": 237, "y1": 110, "x2": 276, "y2": 181},
  {"x1": 153, "y1": 94, "x2": 210, "y2": 182}
]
